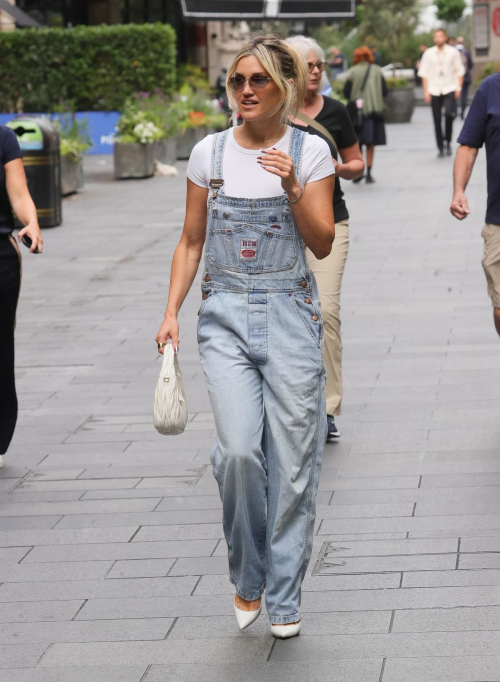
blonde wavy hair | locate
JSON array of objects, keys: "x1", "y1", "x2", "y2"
[{"x1": 226, "y1": 34, "x2": 308, "y2": 124}]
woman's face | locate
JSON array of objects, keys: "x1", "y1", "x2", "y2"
[
  {"x1": 306, "y1": 50, "x2": 323, "y2": 94},
  {"x1": 231, "y1": 55, "x2": 283, "y2": 122}
]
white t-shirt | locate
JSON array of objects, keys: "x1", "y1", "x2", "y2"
[{"x1": 187, "y1": 126, "x2": 334, "y2": 199}]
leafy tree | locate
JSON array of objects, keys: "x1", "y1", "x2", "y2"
[
  {"x1": 435, "y1": 0, "x2": 466, "y2": 24},
  {"x1": 359, "y1": 0, "x2": 420, "y2": 70}
]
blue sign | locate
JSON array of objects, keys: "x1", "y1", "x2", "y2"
[{"x1": 0, "y1": 111, "x2": 121, "y2": 155}]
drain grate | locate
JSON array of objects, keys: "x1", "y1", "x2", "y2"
[{"x1": 312, "y1": 541, "x2": 351, "y2": 576}]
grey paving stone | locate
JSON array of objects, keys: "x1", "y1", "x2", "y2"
[
  {"x1": 0, "y1": 599, "x2": 84, "y2": 623},
  {"x1": 0, "y1": 527, "x2": 138, "y2": 547},
  {"x1": 0, "y1": 516, "x2": 62, "y2": 531},
  {"x1": 0, "y1": 498, "x2": 161, "y2": 517},
  {"x1": 0, "y1": 561, "x2": 113, "y2": 583},
  {"x1": 0, "y1": 547, "x2": 33, "y2": 563},
  {"x1": 133, "y1": 524, "x2": 224, "y2": 542},
  {"x1": 194, "y1": 572, "x2": 401, "y2": 595},
  {"x1": 315, "y1": 503, "x2": 415, "y2": 519},
  {"x1": 319, "y1": 513, "x2": 500, "y2": 535},
  {"x1": 316, "y1": 553, "x2": 456, "y2": 575},
  {"x1": 22, "y1": 539, "x2": 217, "y2": 563},
  {"x1": 146, "y1": 660, "x2": 382, "y2": 682},
  {"x1": 392, "y1": 605, "x2": 500, "y2": 633},
  {"x1": 106, "y1": 559, "x2": 176, "y2": 578},
  {"x1": 0, "y1": 491, "x2": 83, "y2": 503},
  {"x1": 75, "y1": 594, "x2": 236, "y2": 620},
  {"x1": 402, "y1": 569, "x2": 500, "y2": 589},
  {"x1": 3, "y1": 666, "x2": 149, "y2": 681},
  {"x1": 0, "y1": 576, "x2": 197, "y2": 602},
  {"x1": 383, "y1": 655, "x2": 500, "y2": 682},
  {"x1": 15, "y1": 478, "x2": 142, "y2": 492},
  {"x1": 39, "y1": 636, "x2": 272, "y2": 667},
  {"x1": 170, "y1": 610, "x2": 391, "y2": 640},
  {"x1": 271, "y1": 630, "x2": 500, "y2": 661},
  {"x1": 0, "y1": 617, "x2": 173, "y2": 644},
  {"x1": 0, "y1": 643, "x2": 49, "y2": 669},
  {"x1": 169, "y1": 557, "x2": 229, "y2": 576}
]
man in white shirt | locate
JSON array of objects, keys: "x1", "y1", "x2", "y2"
[{"x1": 418, "y1": 28, "x2": 465, "y2": 157}]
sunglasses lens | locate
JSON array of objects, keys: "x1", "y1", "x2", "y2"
[
  {"x1": 229, "y1": 77, "x2": 245, "y2": 91},
  {"x1": 250, "y1": 76, "x2": 270, "y2": 88}
]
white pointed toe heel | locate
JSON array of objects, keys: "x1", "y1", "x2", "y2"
[
  {"x1": 234, "y1": 603, "x2": 261, "y2": 631},
  {"x1": 271, "y1": 621, "x2": 301, "y2": 639}
]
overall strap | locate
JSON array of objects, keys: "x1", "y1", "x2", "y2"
[
  {"x1": 209, "y1": 129, "x2": 230, "y2": 198},
  {"x1": 288, "y1": 128, "x2": 307, "y2": 186}
]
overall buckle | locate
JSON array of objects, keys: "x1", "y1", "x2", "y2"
[{"x1": 209, "y1": 179, "x2": 224, "y2": 198}]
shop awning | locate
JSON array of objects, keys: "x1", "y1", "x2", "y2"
[
  {"x1": 0, "y1": 0, "x2": 41, "y2": 27},
  {"x1": 180, "y1": 0, "x2": 355, "y2": 19}
]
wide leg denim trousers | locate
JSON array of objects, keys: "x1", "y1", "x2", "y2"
[{"x1": 197, "y1": 129, "x2": 327, "y2": 625}]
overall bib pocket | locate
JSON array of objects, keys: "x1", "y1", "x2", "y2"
[{"x1": 207, "y1": 213, "x2": 297, "y2": 274}]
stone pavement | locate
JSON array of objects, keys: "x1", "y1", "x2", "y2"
[{"x1": 1, "y1": 106, "x2": 500, "y2": 682}]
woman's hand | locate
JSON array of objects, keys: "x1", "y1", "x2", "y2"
[
  {"x1": 155, "y1": 314, "x2": 179, "y2": 355},
  {"x1": 18, "y1": 223, "x2": 43, "y2": 254},
  {"x1": 258, "y1": 149, "x2": 301, "y2": 199}
]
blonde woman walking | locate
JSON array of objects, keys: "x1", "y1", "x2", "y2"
[{"x1": 156, "y1": 34, "x2": 335, "y2": 638}]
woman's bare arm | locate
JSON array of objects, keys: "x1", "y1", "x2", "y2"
[
  {"x1": 335, "y1": 142, "x2": 365, "y2": 180},
  {"x1": 290, "y1": 175, "x2": 335, "y2": 259},
  {"x1": 5, "y1": 158, "x2": 43, "y2": 253},
  {"x1": 259, "y1": 148, "x2": 335, "y2": 259},
  {"x1": 155, "y1": 180, "x2": 208, "y2": 352}
]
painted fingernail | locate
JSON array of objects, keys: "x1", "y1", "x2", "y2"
[{"x1": 174, "y1": 345, "x2": 179, "y2": 353}]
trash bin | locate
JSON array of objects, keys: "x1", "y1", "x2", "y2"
[{"x1": 7, "y1": 116, "x2": 62, "y2": 228}]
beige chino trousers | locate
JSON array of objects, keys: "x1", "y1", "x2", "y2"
[{"x1": 306, "y1": 219, "x2": 349, "y2": 417}]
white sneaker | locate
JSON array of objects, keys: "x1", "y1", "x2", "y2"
[{"x1": 0, "y1": 455, "x2": 4, "y2": 468}]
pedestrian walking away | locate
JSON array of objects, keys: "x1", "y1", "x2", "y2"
[
  {"x1": 343, "y1": 46, "x2": 387, "y2": 184},
  {"x1": 456, "y1": 36, "x2": 474, "y2": 120},
  {"x1": 450, "y1": 71, "x2": 500, "y2": 337},
  {"x1": 287, "y1": 35, "x2": 364, "y2": 440},
  {"x1": 0, "y1": 125, "x2": 43, "y2": 467},
  {"x1": 155, "y1": 34, "x2": 335, "y2": 638},
  {"x1": 418, "y1": 28, "x2": 465, "y2": 157}
]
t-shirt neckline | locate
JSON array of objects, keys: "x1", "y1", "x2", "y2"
[{"x1": 229, "y1": 126, "x2": 290, "y2": 155}]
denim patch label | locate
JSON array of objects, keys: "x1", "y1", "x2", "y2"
[{"x1": 240, "y1": 238, "x2": 257, "y2": 261}]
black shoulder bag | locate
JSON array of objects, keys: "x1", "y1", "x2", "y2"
[{"x1": 346, "y1": 64, "x2": 371, "y2": 134}]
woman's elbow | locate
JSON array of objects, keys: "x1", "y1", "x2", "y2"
[{"x1": 313, "y1": 228, "x2": 335, "y2": 260}]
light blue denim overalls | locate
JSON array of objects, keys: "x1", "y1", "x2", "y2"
[{"x1": 197, "y1": 127, "x2": 327, "y2": 625}]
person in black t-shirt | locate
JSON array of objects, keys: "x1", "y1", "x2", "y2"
[
  {"x1": 0, "y1": 125, "x2": 43, "y2": 467},
  {"x1": 287, "y1": 36, "x2": 365, "y2": 442}
]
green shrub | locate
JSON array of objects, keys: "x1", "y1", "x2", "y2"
[
  {"x1": 52, "y1": 110, "x2": 92, "y2": 162},
  {"x1": 385, "y1": 77, "x2": 410, "y2": 89},
  {"x1": 476, "y1": 62, "x2": 500, "y2": 86},
  {"x1": 0, "y1": 23, "x2": 176, "y2": 113}
]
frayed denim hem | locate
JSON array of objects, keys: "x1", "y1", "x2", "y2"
[
  {"x1": 230, "y1": 575, "x2": 266, "y2": 602},
  {"x1": 269, "y1": 612, "x2": 301, "y2": 625}
]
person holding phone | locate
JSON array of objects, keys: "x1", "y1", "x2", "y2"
[{"x1": 0, "y1": 124, "x2": 42, "y2": 467}]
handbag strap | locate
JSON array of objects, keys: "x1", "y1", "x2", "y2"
[
  {"x1": 360, "y1": 63, "x2": 372, "y2": 94},
  {"x1": 295, "y1": 111, "x2": 338, "y2": 154}
]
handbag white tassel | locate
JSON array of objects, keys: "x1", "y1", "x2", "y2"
[{"x1": 153, "y1": 344, "x2": 188, "y2": 435}]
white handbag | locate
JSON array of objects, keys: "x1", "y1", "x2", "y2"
[{"x1": 153, "y1": 344, "x2": 188, "y2": 435}]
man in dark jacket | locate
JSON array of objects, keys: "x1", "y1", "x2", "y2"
[{"x1": 456, "y1": 36, "x2": 474, "y2": 120}]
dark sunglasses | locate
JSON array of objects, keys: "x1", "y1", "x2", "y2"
[
  {"x1": 228, "y1": 75, "x2": 272, "y2": 91},
  {"x1": 307, "y1": 61, "x2": 327, "y2": 73}
]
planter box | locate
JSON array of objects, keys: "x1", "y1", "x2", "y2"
[
  {"x1": 61, "y1": 154, "x2": 83, "y2": 196},
  {"x1": 154, "y1": 138, "x2": 178, "y2": 166},
  {"x1": 385, "y1": 87, "x2": 415, "y2": 124},
  {"x1": 177, "y1": 127, "x2": 215, "y2": 160},
  {"x1": 114, "y1": 142, "x2": 155, "y2": 179}
]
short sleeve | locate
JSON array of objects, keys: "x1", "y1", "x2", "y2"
[
  {"x1": 457, "y1": 87, "x2": 487, "y2": 148},
  {"x1": 302, "y1": 134, "x2": 335, "y2": 185},
  {"x1": 186, "y1": 135, "x2": 213, "y2": 188},
  {"x1": 1, "y1": 126, "x2": 22, "y2": 165},
  {"x1": 417, "y1": 51, "x2": 429, "y2": 79}
]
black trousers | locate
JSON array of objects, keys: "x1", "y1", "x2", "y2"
[
  {"x1": 461, "y1": 82, "x2": 470, "y2": 119},
  {"x1": 0, "y1": 234, "x2": 21, "y2": 455},
  {"x1": 431, "y1": 93, "x2": 457, "y2": 150}
]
